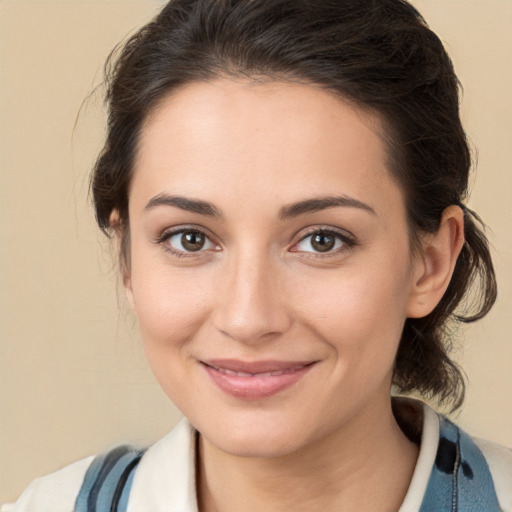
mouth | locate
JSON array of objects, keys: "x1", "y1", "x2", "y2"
[{"x1": 200, "y1": 359, "x2": 317, "y2": 400}]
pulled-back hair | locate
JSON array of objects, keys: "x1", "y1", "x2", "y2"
[{"x1": 91, "y1": 0, "x2": 497, "y2": 409}]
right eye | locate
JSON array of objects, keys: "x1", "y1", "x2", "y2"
[{"x1": 164, "y1": 229, "x2": 217, "y2": 254}]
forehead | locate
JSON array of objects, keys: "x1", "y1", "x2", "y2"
[{"x1": 132, "y1": 79, "x2": 402, "y2": 217}]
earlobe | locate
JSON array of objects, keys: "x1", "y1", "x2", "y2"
[
  {"x1": 124, "y1": 277, "x2": 135, "y2": 310},
  {"x1": 120, "y1": 255, "x2": 134, "y2": 310},
  {"x1": 120, "y1": 248, "x2": 134, "y2": 310},
  {"x1": 109, "y1": 209, "x2": 135, "y2": 310},
  {"x1": 407, "y1": 205, "x2": 465, "y2": 318}
]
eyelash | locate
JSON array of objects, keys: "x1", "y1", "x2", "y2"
[
  {"x1": 290, "y1": 227, "x2": 356, "y2": 258},
  {"x1": 155, "y1": 226, "x2": 219, "y2": 258},
  {"x1": 155, "y1": 226, "x2": 356, "y2": 258}
]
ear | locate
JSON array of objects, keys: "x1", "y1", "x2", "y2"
[
  {"x1": 109, "y1": 210, "x2": 135, "y2": 310},
  {"x1": 123, "y1": 267, "x2": 135, "y2": 311},
  {"x1": 124, "y1": 277, "x2": 135, "y2": 310},
  {"x1": 406, "y1": 205, "x2": 465, "y2": 318}
]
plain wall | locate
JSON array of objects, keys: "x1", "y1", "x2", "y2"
[{"x1": 1, "y1": 0, "x2": 511, "y2": 503}]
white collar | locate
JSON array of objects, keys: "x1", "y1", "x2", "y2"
[
  {"x1": 128, "y1": 400, "x2": 439, "y2": 512},
  {"x1": 127, "y1": 417, "x2": 199, "y2": 512},
  {"x1": 398, "y1": 399, "x2": 440, "y2": 512}
]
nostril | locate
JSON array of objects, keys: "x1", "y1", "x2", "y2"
[
  {"x1": 212, "y1": 259, "x2": 292, "y2": 343},
  {"x1": 213, "y1": 305, "x2": 292, "y2": 344}
]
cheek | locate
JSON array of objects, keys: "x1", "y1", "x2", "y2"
[
  {"x1": 294, "y1": 254, "x2": 412, "y2": 375},
  {"x1": 128, "y1": 249, "x2": 214, "y2": 357},
  {"x1": 128, "y1": 260, "x2": 217, "y2": 410}
]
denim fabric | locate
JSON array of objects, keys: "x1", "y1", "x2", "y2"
[
  {"x1": 419, "y1": 417, "x2": 501, "y2": 512},
  {"x1": 74, "y1": 446, "x2": 144, "y2": 512}
]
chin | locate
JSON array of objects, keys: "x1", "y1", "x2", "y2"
[
  {"x1": 197, "y1": 412, "x2": 314, "y2": 459},
  {"x1": 211, "y1": 431, "x2": 304, "y2": 459}
]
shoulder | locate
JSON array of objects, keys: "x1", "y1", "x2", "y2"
[
  {"x1": 438, "y1": 414, "x2": 512, "y2": 512},
  {"x1": 395, "y1": 397, "x2": 512, "y2": 512},
  {"x1": 474, "y1": 436, "x2": 512, "y2": 512},
  {"x1": 7, "y1": 456, "x2": 94, "y2": 512},
  {"x1": 4, "y1": 418, "x2": 196, "y2": 512}
]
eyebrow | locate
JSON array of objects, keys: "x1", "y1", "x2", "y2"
[
  {"x1": 144, "y1": 194, "x2": 223, "y2": 218},
  {"x1": 143, "y1": 193, "x2": 375, "y2": 220},
  {"x1": 278, "y1": 195, "x2": 376, "y2": 220}
]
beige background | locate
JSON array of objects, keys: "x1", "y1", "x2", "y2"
[{"x1": 0, "y1": 0, "x2": 511, "y2": 503}]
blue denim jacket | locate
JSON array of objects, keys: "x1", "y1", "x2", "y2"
[{"x1": 420, "y1": 416, "x2": 501, "y2": 511}]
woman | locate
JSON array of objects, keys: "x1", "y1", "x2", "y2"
[{"x1": 7, "y1": 0, "x2": 511, "y2": 511}]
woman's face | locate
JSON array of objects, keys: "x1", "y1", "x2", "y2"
[{"x1": 126, "y1": 79, "x2": 424, "y2": 457}]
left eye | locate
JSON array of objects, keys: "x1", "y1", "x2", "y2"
[
  {"x1": 166, "y1": 230, "x2": 216, "y2": 253},
  {"x1": 294, "y1": 231, "x2": 346, "y2": 253}
]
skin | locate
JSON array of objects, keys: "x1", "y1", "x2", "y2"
[{"x1": 122, "y1": 79, "x2": 464, "y2": 511}]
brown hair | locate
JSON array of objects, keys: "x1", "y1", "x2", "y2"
[{"x1": 91, "y1": 0, "x2": 496, "y2": 409}]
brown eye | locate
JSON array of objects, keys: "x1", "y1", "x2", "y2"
[
  {"x1": 165, "y1": 229, "x2": 216, "y2": 253},
  {"x1": 293, "y1": 229, "x2": 350, "y2": 254},
  {"x1": 311, "y1": 233, "x2": 336, "y2": 252},
  {"x1": 181, "y1": 231, "x2": 205, "y2": 251}
]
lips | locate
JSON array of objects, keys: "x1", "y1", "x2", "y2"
[{"x1": 201, "y1": 359, "x2": 316, "y2": 400}]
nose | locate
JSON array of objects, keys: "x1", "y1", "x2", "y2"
[{"x1": 212, "y1": 250, "x2": 292, "y2": 344}]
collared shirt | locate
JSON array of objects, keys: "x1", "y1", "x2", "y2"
[{"x1": 5, "y1": 400, "x2": 512, "y2": 512}]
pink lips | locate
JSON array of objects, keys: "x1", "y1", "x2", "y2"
[{"x1": 201, "y1": 359, "x2": 315, "y2": 400}]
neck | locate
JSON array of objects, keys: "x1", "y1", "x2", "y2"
[{"x1": 197, "y1": 396, "x2": 419, "y2": 512}]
